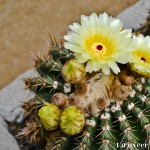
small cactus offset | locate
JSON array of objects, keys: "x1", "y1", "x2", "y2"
[{"x1": 19, "y1": 13, "x2": 150, "y2": 150}]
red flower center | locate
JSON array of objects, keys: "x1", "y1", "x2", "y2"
[
  {"x1": 96, "y1": 44, "x2": 103, "y2": 51},
  {"x1": 140, "y1": 57, "x2": 146, "y2": 63}
]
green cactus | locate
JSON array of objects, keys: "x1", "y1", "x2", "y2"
[
  {"x1": 20, "y1": 40, "x2": 150, "y2": 149},
  {"x1": 19, "y1": 13, "x2": 150, "y2": 150}
]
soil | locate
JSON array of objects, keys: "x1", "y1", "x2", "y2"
[{"x1": 0, "y1": 0, "x2": 138, "y2": 89}]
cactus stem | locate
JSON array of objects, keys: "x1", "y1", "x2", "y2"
[
  {"x1": 21, "y1": 31, "x2": 150, "y2": 150},
  {"x1": 48, "y1": 59, "x2": 63, "y2": 72},
  {"x1": 133, "y1": 101, "x2": 140, "y2": 106},
  {"x1": 50, "y1": 136, "x2": 67, "y2": 150},
  {"x1": 21, "y1": 97, "x2": 45, "y2": 115},
  {"x1": 96, "y1": 126, "x2": 116, "y2": 140},
  {"x1": 75, "y1": 131, "x2": 93, "y2": 147}
]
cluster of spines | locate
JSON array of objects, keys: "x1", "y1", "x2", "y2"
[
  {"x1": 97, "y1": 110, "x2": 116, "y2": 150},
  {"x1": 46, "y1": 131, "x2": 71, "y2": 150},
  {"x1": 20, "y1": 37, "x2": 74, "y2": 144},
  {"x1": 69, "y1": 110, "x2": 116, "y2": 150},
  {"x1": 48, "y1": 34, "x2": 74, "y2": 64},
  {"x1": 106, "y1": 77, "x2": 150, "y2": 149},
  {"x1": 24, "y1": 37, "x2": 74, "y2": 101},
  {"x1": 21, "y1": 96, "x2": 45, "y2": 115},
  {"x1": 24, "y1": 75, "x2": 66, "y2": 93},
  {"x1": 131, "y1": 77, "x2": 150, "y2": 106},
  {"x1": 16, "y1": 117, "x2": 43, "y2": 143},
  {"x1": 34, "y1": 54, "x2": 63, "y2": 75},
  {"x1": 127, "y1": 102, "x2": 150, "y2": 142},
  {"x1": 73, "y1": 116, "x2": 99, "y2": 150},
  {"x1": 111, "y1": 101, "x2": 138, "y2": 150},
  {"x1": 124, "y1": 78, "x2": 150, "y2": 145}
]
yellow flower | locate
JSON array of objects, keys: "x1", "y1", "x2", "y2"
[
  {"x1": 130, "y1": 34, "x2": 150, "y2": 76},
  {"x1": 64, "y1": 13, "x2": 132, "y2": 75}
]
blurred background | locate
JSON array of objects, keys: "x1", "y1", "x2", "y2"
[{"x1": 0, "y1": 0, "x2": 138, "y2": 89}]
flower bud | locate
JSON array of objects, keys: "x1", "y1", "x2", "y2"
[
  {"x1": 52, "y1": 92, "x2": 69, "y2": 108},
  {"x1": 62, "y1": 59, "x2": 86, "y2": 84},
  {"x1": 38, "y1": 104, "x2": 60, "y2": 131},
  {"x1": 60, "y1": 106, "x2": 85, "y2": 135}
]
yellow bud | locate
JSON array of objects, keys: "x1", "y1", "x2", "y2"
[
  {"x1": 60, "y1": 106, "x2": 85, "y2": 135},
  {"x1": 38, "y1": 104, "x2": 60, "y2": 131},
  {"x1": 62, "y1": 59, "x2": 86, "y2": 84}
]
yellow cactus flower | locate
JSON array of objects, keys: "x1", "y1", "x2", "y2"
[
  {"x1": 64, "y1": 13, "x2": 132, "y2": 75},
  {"x1": 130, "y1": 34, "x2": 150, "y2": 76}
]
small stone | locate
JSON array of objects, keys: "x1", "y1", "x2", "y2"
[
  {"x1": 0, "y1": 115, "x2": 20, "y2": 150},
  {"x1": 0, "y1": 69, "x2": 37, "y2": 123}
]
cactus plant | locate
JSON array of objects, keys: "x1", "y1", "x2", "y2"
[{"x1": 19, "y1": 13, "x2": 150, "y2": 150}]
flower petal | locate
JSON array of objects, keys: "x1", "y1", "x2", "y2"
[
  {"x1": 86, "y1": 61, "x2": 93, "y2": 73},
  {"x1": 64, "y1": 42, "x2": 80, "y2": 52},
  {"x1": 101, "y1": 65, "x2": 110, "y2": 75},
  {"x1": 68, "y1": 23, "x2": 81, "y2": 33},
  {"x1": 77, "y1": 53, "x2": 90, "y2": 63},
  {"x1": 92, "y1": 61, "x2": 101, "y2": 72},
  {"x1": 107, "y1": 60, "x2": 120, "y2": 74}
]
